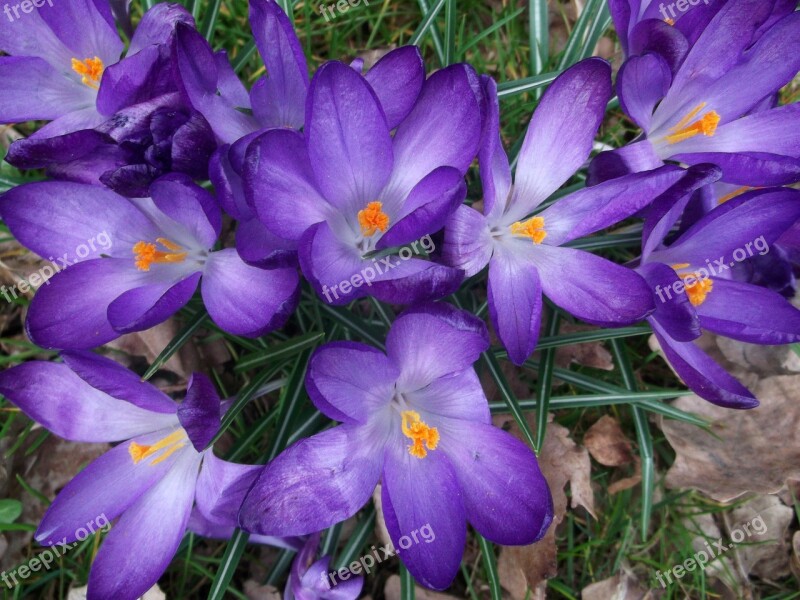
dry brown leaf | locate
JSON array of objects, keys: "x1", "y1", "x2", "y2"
[
  {"x1": 584, "y1": 415, "x2": 634, "y2": 467},
  {"x1": 554, "y1": 323, "x2": 614, "y2": 372},
  {"x1": 496, "y1": 414, "x2": 595, "y2": 599},
  {"x1": 791, "y1": 531, "x2": 800, "y2": 580},
  {"x1": 728, "y1": 495, "x2": 793, "y2": 580},
  {"x1": 608, "y1": 459, "x2": 642, "y2": 496},
  {"x1": 243, "y1": 581, "x2": 281, "y2": 600},
  {"x1": 659, "y1": 375, "x2": 800, "y2": 502},
  {"x1": 581, "y1": 572, "x2": 655, "y2": 600},
  {"x1": 383, "y1": 575, "x2": 459, "y2": 600}
]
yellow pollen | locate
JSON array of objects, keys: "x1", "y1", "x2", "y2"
[
  {"x1": 665, "y1": 17, "x2": 675, "y2": 25},
  {"x1": 510, "y1": 216, "x2": 547, "y2": 244},
  {"x1": 718, "y1": 186, "x2": 758, "y2": 204},
  {"x1": 133, "y1": 237, "x2": 188, "y2": 271},
  {"x1": 357, "y1": 201, "x2": 390, "y2": 237},
  {"x1": 71, "y1": 57, "x2": 104, "y2": 90},
  {"x1": 671, "y1": 265, "x2": 714, "y2": 307},
  {"x1": 401, "y1": 410, "x2": 440, "y2": 459},
  {"x1": 128, "y1": 429, "x2": 187, "y2": 466},
  {"x1": 665, "y1": 102, "x2": 721, "y2": 144}
]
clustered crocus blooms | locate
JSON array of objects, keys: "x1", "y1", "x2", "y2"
[{"x1": 1, "y1": 0, "x2": 799, "y2": 596}]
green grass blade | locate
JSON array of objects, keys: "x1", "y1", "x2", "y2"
[
  {"x1": 199, "y1": 0, "x2": 223, "y2": 41},
  {"x1": 318, "y1": 303, "x2": 386, "y2": 349},
  {"x1": 482, "y1": 352, "x2": 537, "y2": 449},
  {"x1": 557, "y1": 0, "x2": 605, "y2": 69},
  {"x1": 334, "y1": 504, "x2": 376, "y2": 569},
  {"x1": 400, "y1": 563, "x2": 416, "y2": 600},
  {"x1": 477, "y1": 534, "x2": 501, "y2": 600},
  {"x1": 410, "y1": 0, "x2": 447, "y2": 48},
  {"x1": 207, "y1": 528, "x2": 249, "y2": 600},
  {"x1": 416, "y1": 0, "x2": 446, "y2": 65},
  {"x1": 528, "y1": 0, "x2": 549, "y2": 77},
  {"x1": 142, "y1": 309, "x2": 208, "y2": 380},
  {"x1": 535, "y1": 310, "x2": 560, "y2": 452},
  {"x1": 497, "y1": 72, "x2": 557, "y2": 98},
  {"x1": 265, "y1": 348, "x2": 314, "y2": 461},
  {"x1": 235, "y1": 332, "x2": 323, "y2": 372},
  {"x1": 444, "y1": 0, "x2": 457, "y2": 64}
]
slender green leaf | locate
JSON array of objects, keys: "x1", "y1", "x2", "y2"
[
  {"x1": 235, "y1": 332, "x2": 323, "y2": 372},
  {"x1": 334, "y1": 504, "x2": 376, "y2": 569},
  {"x1": 535, "y1": 310, "x2": 560, "y2": 451},
  {"x1": 410, "y1": 0, "x2": 447, "y2": 47},
  {"x1": 416, "y1": 0, "x2": 446, "y2": 65},
  {"x1": 207, "y1": 528, "x2": 249, "y2": 600},
  {"x1": 497, "y1": 71, "x2": 557, "y2": 98},
  {"x1": 477, "y1": 534, "x2": 501, "y2": 600},
  {"x1": 199, "y1": 0, "x2": 223, "y2": 41},
  {"x1": 142, "y1": 310, "x2": 207, "y2": 380},
  {"x1": 482, "y1": 352, "x2": 537, "y2": 449},
  {"x1": 265, "y1": 348, "x2": 314, "y2": 461},
  {"x1": 400, "y1": 563, "x2": 416, "y2": 600},
  {"x1": 444, "y1": 0, "x2": 457, "y2": 64}
]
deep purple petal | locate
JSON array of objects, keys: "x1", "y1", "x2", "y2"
[
  {"x1": 306, "y1": 341, "x2": 398, "y2": 424},
  {"x1": 150, "y1": 174, "x2": 222, "y2": 248},
  {"x1": 438, "y1": 420, "x2": 553, "y2": 545},
  {"x1": 107, "y1": 272, "x2": 202, "y2": 334},
  {"x1": 0, "y1": 361, "x2": 177, "y2": 443},
  {"x1": 387, "y1": 303, "x2": 489, "y2": 390},
  {"x1": 617, "y1": 53, "x2": 671, "y2": 131},
  {"x1": 487, "y1": 249, "x2": 543, "y2": 366},
  {"x1": 510, "y1": 58, "x2": 612, "y2": 221},
  {"x1": 586, "y1": 141, "x2": 664, "y2": 185},
  {"x1": 195, "y1": 453, "x2": 263, "y2": 527},
  {"x1": 408, "y1": 368, "x2": 490, "y2": 423},
  {"x1": 636, "y1": 262, "x2": 701, "y2": 342},
  {"x1": 306, "y1": 61, "x2": 393, "y2": 216},
  {"x1": 628, "y1": 19, "x2": 689, "y2": 74},
  {"x1": 478, "y1": 76, "x2": 512, "y2": 220},
  {"x1": 128, "y1": 3, "x2": 194, "y2": 56},
  {"x1": 236, "y1": 216, "x2": 299, "y2": 268},
  {"x1": 86, "y1": 451, "x2": 199, "y2": 600},
  {"x1": 441, "y1": 204, "x2": 493, "y2": 278},
  {"x1": 381, "y1": 439, "x2": 465, "y2": 590},
  {"x1": 535, "y1": 246, "x2": 655, "y2": 326},
  {"x1": 650, "y1": 318, "x2": 758, "y2": 409},
  {"x1": 368, "y1": 258, "x2": 464, "y2": 306},
  {"x1": 364, "y1": 46, "x2": 425, "y2": 129},
  {"x1": 239, "y1": 423, "x2": 387, "y2": 536},
  {"x1": 249, "y1": 0, "x2": 309, "y2": 129},
  {"x1": 178, "y1": 372, "x2": 222, "y2": 451},
  {"x1": 201, "y1": 248, "x2": 300, "y2": 337}
]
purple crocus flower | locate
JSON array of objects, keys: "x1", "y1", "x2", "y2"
[
  {"x1": 285, "y1": 534, "x2": 363, "y2": 600},
  {"x1": 5, "y1": 93, "x2": 216, "y2": 197},
  {"x1": 239, "y1": 303, "x2": 553, "y2": 590},
  {"x1": 176, "y1": 0, "x2": 426, "y2": 268},
  {"x1": 442, "y1": 59, "x2": 688, "y2": 366},
  {"x1": 637, "y1": 176, "x2": 800, "y2": 407},
  {"x1": 0, "y1": 174, "x2": 299, "y2": 350},
  {"x1": 593, "y1": 0, "x2": 800, "y2": 187},
  {"x1": 0, "y1": 353, "x2": 266, "y2": 600},
  {"x1": 0, "y1": 2, "x2": 194, "y2": 140},
  {"x1": 244, "y1": 59, "x2": 482, "y2": 305}
]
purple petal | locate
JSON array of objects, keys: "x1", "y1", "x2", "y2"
[
  {"x1": 534, "y1": 245, "x2": 655, "y2": 326},
  {"x1": 25, "y1": 259, "x2": 150, "y2": 350},
  {"x1": 368, "y1": 258, "x2": 464, "y2": 306},
  {"x1": 86, "y1": 451, "x2": 199, "y2": 600},
  {"x1": 479, "y1": 76, "x2": 512, "y2": 220},
  {"x1": 239, "y1": 423, "x2": 387, "y2": 536},
  {"x1": 236, "y1": 216, "x2": 298, "y2": 269},
  {"x1": 28, "y1": 106, "x2": 106, "y2": 139},
  {"x1": 697, "y1": 278, "x2": 800, "y2": 344},
  {"x1": 6, "y1": 128, "x2": 115, "y2": 171},
  {"x1": 0, "y1": 56, "x2": 93, "y2": 122},
  {"x1": 628, "y1": 19, "x2": 689, "y2": 74},
  {"x1": 650, "y1": 318, "x2": 758, "y2": 409},
  {"x1": 195, "y1": 452, "x2": 261, "y2": 527},
  {"x1": 150, "y1": 174, "x2": 222, "y2": 249},
  {"x1": 378, "y1": 166, "x2": 467, "y2": 249},
  {"x1": 586, "y1": 140, "x2": 664, "y2": 185},
  {"x1": 617, "y1": 53, "x2": 671, "y2": 131},
  {"x1": 107, "y1": 272, "x2": 202, "y2": 334},
  {"x1": 35, "y1": 429, "x2": 188, "y2": 545},
  {"x1": 364, "y1": 46, "x2": 425, "y2": 129},
  {"x1": 383, "y1": 64, "x2": 481, "y2": 208},
  {"x1": 0, "y1": 180, "x2": 157, "y2": 260},
  {"x1": 96, "y1": 46, "x2": 174, "y2": 116},
  {"x1": 381, "y1": 439, "x2": 465, "y2": 590},
  {"x1": 128, "y1": 3, "x2": 194, "y2": 56},
  {"x1": 245, "y1": 128, "x2": 330, "y2": 241},
  {"x1": 637, "y1": 262, "x2": 701, "y2": 342},
  {"x1": 306, "y1": 61, "x2": 393, "y2": 216},
  {"x1": 407, "y1": 368, "x2": 490, "y2": 423},
  {"x1": 307, "y1": 341, "x2": 398, "y2": 424},
  {"x1": 510, "y1": 58, "x2": 612, "y2": 221},
  {"x1": 249, "y1": 0, "x2": 308, "y2": 129},
  {"x1": 0, "y1": 361, "x2": 177, "y2": 442},
  {"x1": 60, "y1": 350, "x2": 177, "y2": 414},
  {"x1": 38, "y1": 0, "x2": 123, "y2": 67},
  {"x1": 674, "y1": 151, "x2": 800, "y2": 187},
  {"x1": 178, "y1": 373, "x2": 222, "y2": 451},
  {"x1": 441, "y1": 204, "x2": 494, "y2": 278},
  {"x1": 201, "y1": 248, "x2": 300, "y2": 337},
  {"x1": 438, "y1": 420, "x2": 552, "y2": 545},
  {"x1": 387, "y1": 303, "x2": 489, "y2": 390},
  {"x1": 488, "y1": 249, "x2": 543, "y2": 366},
  {"x1": 608, "y1": 0, "x2": 633, "y2": 54}
]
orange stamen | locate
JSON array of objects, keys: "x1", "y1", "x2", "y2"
[
  {"x1": 128, "y1": 429, "x2": 187, "y2": 466},
  {"x1": 665, "y1": 17, "x2": 675, "y2": 25},
  {"x1": 666, "y1": 102, "x2": 720, "y2": 144},
  {"x1": 71, "y1": 57, "x2": 104, "y2": 90},
  {"x1": 133, "y1": 238, "x2": 187, "y2": 271},
  {"x1": 401, "y1": 410, "x2": 439, "y2": 459},
  {"x1": 718, "y1": 186, "x2": 758, "y2": 205},
  {"x1": 357, "y1": 201, "x2": 390, "y2": 237},
  {"x1": 671, "y1": 265, "x2": 714, "y2": 306},
  {"x1": 510, "y1": 216, "x2": 547, "y2": 244}
]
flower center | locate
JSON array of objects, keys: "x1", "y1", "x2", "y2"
[
  {"x1": 133, "y1": 238, "x2": 188, "y2": 271},
  {"x1": 665, "y1": 103, "x2": 720, "y2": 145},
  {"x1": 357, "y1": 201, "x2": 390, "y2": 237},
  {"x1": 71, "y1": 57, "x2": 104, "y2": 90},
  {"x1": 671, "y1": 263, "x2": 713, "y2": 306},
  {"x1": 401, "y1": 410, "x2": 439, "y2": 459},
  {"x1": 128, "y1": 429, "x2": 188, "y2": 466},
  {"x1": 510, "y1": 216, "x2": 547, "y2": 244}
]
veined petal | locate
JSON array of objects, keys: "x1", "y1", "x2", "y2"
[
  {"x1": 367, "y1": 258, "x2": 464, "y2": 306},
  {"x1": 195, "y1": 452, "x2": 262, "y2": 527},
  {"x1": 617, "y1": 53, "x2": 671, "y2": 132},
  {"x1": 0, "y1": 361, "x2": 177, "y2": 443},
  {"x1": 364, "y1": 46, "x2": 425, "y2": 129},
  {"x1": 87, "y1": 449, "x2": 199, "y2": 600},
  {"x1": 306, "y1": 342, "x2": 398, "y2": 424},
  {"x1": 406, "y1": 368, "x2": 490, "y2": 424},
  {"x1": 38, "y1": 0, "x2": 124, "y2": 68},
  {"x1": 178, "y1": 373, "x2": 222, "y2": 451},
  {"x1": 150, "y1": 174, "x2": 222, "y2": 249},
  {"x1": 441, "y1": 204, "x2": 494, "y2": 278},
  {"x1": 239, "y1": 422, "x2": 388, "y2": 536},
  {"x1": 127, "y1": 3, "x2": 194, "y2": 56},
  {"x1": 478, "y1": 76, "x2": 512, "y2": 220},
  {"x1": 637, "y1": 262, "x2": 701, "y2": 343},
  {"x1": 628, "y1": 19, "x2": 689, "y2": 74}
]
